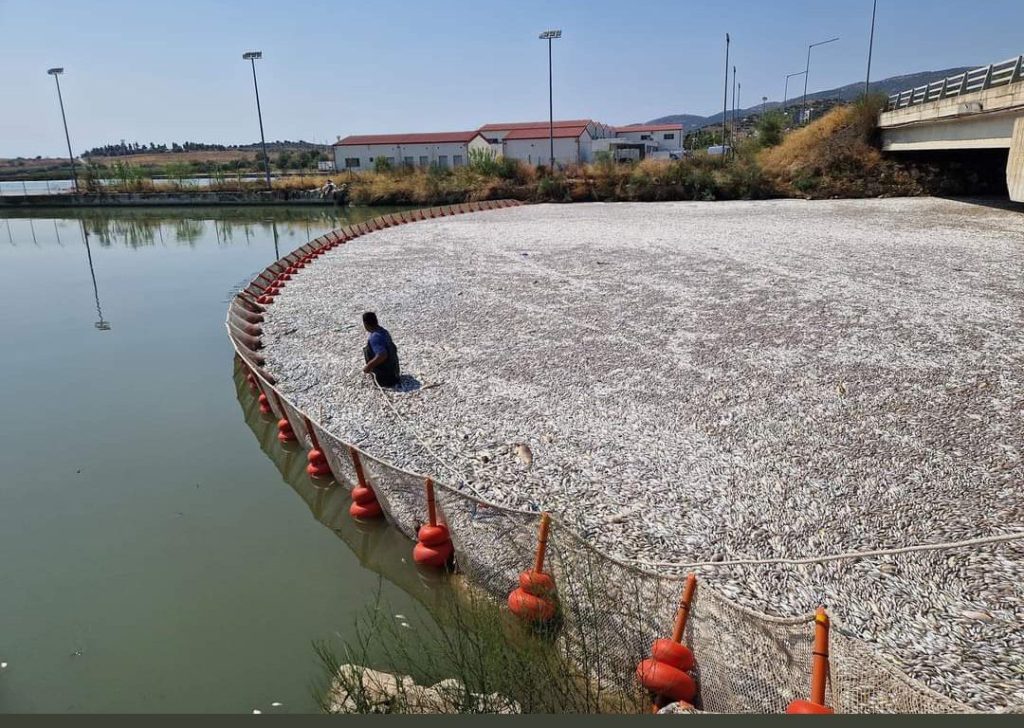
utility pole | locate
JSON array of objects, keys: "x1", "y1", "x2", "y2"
[
  {"x1": 732, "y1": 65, "x2": 737, "y2": 152},
  {"x1": 47, "y1": 67, "x2": 78, "y2": 192},
  {"x1": 865, "y1": 0, "x2": 878, "y2": 96},
  {"x1": 722, "y1": 33, "x2": 730, "y2": 154}
]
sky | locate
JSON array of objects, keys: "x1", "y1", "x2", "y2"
[{"x1": 2, "y1": 0, "x2": 1023, "y2": 157}]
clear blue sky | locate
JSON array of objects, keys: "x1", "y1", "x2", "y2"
[{"x1": 2, "y1": 0, "x2": 1022, "y2": 157}]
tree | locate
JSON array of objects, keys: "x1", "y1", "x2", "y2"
[{"x1": 756, "y1": 111, "x2": 787, "y2": 148}]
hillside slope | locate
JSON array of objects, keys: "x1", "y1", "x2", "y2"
[{"x1": 648, "y1": 66, "x2": 973, "y2": 128}]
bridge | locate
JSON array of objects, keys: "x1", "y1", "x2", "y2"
[{"x1": 878, "y1": 55, "x2": 1024, "y2": 202}]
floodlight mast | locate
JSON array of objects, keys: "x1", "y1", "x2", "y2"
[
  {"x1": 47, "y1": 67, "x2": 78, "y2": 192},
  {"x1": 242, "y1": 51, "x2": 272, "y2": 189},
  {"x1": 538, "y1": 30, "x2": 562, "y2": 169}
]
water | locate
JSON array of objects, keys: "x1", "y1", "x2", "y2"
[{"x1": 0, "y1": 206, "x2": 447, "y2": 713}]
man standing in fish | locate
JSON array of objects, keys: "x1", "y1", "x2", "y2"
[{"x1": 361, "y1": 311, "x2": 400, "y2": 388}]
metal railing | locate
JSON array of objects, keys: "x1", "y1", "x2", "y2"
[{"x1": 887, "y1": 55, "x2": 1023, "y2": 111}]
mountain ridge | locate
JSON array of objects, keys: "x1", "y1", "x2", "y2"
[{"x1": 647, "y1": 66, "x2": 974, "y2": 128}]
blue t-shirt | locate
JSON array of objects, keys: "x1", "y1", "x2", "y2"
[{"x1": 368, "y1": 327, "x2": 393, "y2": 357}]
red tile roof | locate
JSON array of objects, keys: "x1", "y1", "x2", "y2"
[
  {"x1": 478, "y1": 119, "x2": 593, "y2": 132},
  {"x1": 502, "y1": 124, "x2": 590, "y2": 140},
  {"x1": 614, "y1": 124, "x2": 684, "y2": 133},
  {"x1": 334, "y1": 131, "x2": 482, "y2": 146}
]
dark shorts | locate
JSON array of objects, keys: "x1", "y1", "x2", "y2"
[{"x1": 363, "y1": 344, "x2": 400, "y2": 388}]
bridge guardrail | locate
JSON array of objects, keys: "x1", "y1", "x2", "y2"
[{"x1": 887, "y1": 55, "x2": 1023, "y2": 111}]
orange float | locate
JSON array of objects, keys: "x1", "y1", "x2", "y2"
[
  {"x1": 787, "y1": 608, "x2": 834, "y2": 714},
  {"x1": 348, "y1": 447, "x2": 383, "y2": 520},
  {"x1": 272, "y1": 393, "x2": 297, "y2": 444},
  {"x1": 413, "y1": 478, "x2": 454, "y2": 569},
  {"x1": 303, "y1": 416, "x2": 333, "y2": 481},
  {"x1": 507, "y1": 513, "x2": 557, "y2": 623},
  {"x1": 637, "y1": 573, "x2": 699, "y2": 709}
]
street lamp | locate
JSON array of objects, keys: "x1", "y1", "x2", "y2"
[
  {"x1": 538, "y1": 30, "x2": 561, "y2": 170},
  {"x1": 242, "y1": 51, "x2": 272, "y2": 190},
  {"x1": 784, "y1": 71, "x2": 806, "y2": 113},
  {"x1": 865, "y1": 0, "x2": 878, "y2": 96},
  {"x1": 47, "y1": 67, "x2": 78, "y2": 192},
  {"x1": 802, "y1": 37, "x2": 839, "y2": 124}
]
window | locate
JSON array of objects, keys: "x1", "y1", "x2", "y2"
[
  {"x1": 403, "y1": 156, "x2": 414, "y2": 166},
  {"x1": 419, "y1": 156, "x2": 429, "y2": 167},
  {"x1": 344, "y1": 158, "x2": 361, "y2": 168},
  {"x1": 663, "y1": 133, "x2": 675, "y2": 140},
  {"x1": 453, "y1": 154, "x2": 464, "y2": 167},
  {"x1": 640, "y1": 134, "x2": 652, "y2": 140},
  {"x1": 437, "y1": 155, "x2": 448, "y2": 167}
]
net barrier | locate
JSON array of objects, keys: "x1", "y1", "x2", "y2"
[{"x1": 225, "y1": 200, "x2": 1021, "y2": 714}]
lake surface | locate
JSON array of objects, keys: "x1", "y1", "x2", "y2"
[{"x1": 0, "y1": 206, "x2": 445, "y2": 713}]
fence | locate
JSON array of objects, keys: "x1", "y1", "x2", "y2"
[
  {"x1": 887, "y1": 55, "x2": 1024, "y2": 111},
  {"x1": 226, "y1": 200, "x2": 1020, "y2": 714}
]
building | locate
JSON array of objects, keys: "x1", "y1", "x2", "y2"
[
  {"x1": 613, "y1": 124, "x2": 683, "y2": 153},
  {"x1": 478, "y1": 120, "x2": 615, "y2": 166},
  {"x1": 332, "y1": 119, "x2": 684, "y2": 171},
  {"x1": 332, "y1": 131, "x2": 490, "y2": 172}
]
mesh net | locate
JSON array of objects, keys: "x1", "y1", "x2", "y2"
[{"x1": 227, "y1": 200, "x2": 1021, "y2": 714}]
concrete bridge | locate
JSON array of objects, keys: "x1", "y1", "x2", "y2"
[{"x1": 878, "y1": 55, "x2": 1024, "y2": 201}]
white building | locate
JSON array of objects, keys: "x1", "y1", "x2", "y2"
[
  {"x1": 332, "y1": 120, "x2": 685, "y2": 171},
  {"x1": 613, "y1": 123, "x2": 684, "y2": 153},
  {"x1": 478, "y1": 120, "x2": 615, "y2": 166},
  {"x1": 333, "y1": 131, "x2": 490, "y2": 172}
]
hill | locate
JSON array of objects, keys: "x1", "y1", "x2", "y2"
[{"x1": 647, "y1": 66, "x2": 974, "y2": 129}]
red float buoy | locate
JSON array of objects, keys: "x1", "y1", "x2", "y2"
[
  {"x1": 786, "y1": 608, "x2": 835, "y2": 714},
  {"x1": 257, "y1": 393, "x2": 272, "y2": 415},
  {"x1": 508, "y1": 513, "x2": 557, "y2": 623},
  {"x1": 271, "y1": 393, "x2": 297, "y2": 444},
  {"x1": 638, "y1": 573, "x2": 699, "y2": 709},
  {"x1": 413, "y1": 478, "x2": 454, "y2": 569},
  {"x1": 277, "y1": 417, "x2": 296, "y2": 443},
  {"x1": 302, "y1": 416, "x2": 333, "y2": 481},
  {"x1": 348, "y1": 447, "x2": 383, "y2": 520}
]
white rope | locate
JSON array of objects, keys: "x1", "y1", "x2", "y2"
[
  {"x1": 371, "y1": 377, "x2": 491, "y2": 501},
  {"x1": 630, "y1": 531, "x2": 1024, "y2": 570}
]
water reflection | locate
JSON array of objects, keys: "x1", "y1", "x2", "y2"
[
  {"x1": 2, "y1": 206, "x2": 407, "y2": 254},
  {"x1": 81, "y1": 221, "x2": 110, "y2": 331},
  {"x1": 231, "y1": 358, "x2": 453, "y2": 611}
]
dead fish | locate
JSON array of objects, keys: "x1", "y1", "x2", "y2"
[
  {"x1": 514, "y1": 443, "x2": 533, "y2": 468},
  {"x1": 836, "y1": 382, "x2": 847, "y2": 397}
]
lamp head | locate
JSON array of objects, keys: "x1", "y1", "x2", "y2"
[
  {"x1": 242, "y1": 51, "x2": 262, "y2": 61},
  {"x1": 538, "y1": 30, "x2": 561, "y2": 40},
  {"x1": 47, "y1": 67, "x2": 64, "y2": 75}
]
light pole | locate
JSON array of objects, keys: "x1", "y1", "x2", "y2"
[
  {"x1": 539, "y1": 30, "x2": 561, "y2": 170},
  {"x1": 784, "y1": 71, "x2": 806, "y2": 113},
  {"x1": 242, "y1": 51, "x2": 272, "y2": 190},
  {"x1": 47, "y1": 67, "x2": 78, "y2": 192},
  {"x1": 722, "y1": 34, "x2": 730, "y2": 153},
  {"x1": 865, "y1": 0, "x2": 878, "y2": 96},
  {"x1": 732, "y1": 66, "x2": 737, "y2": 150},
  {"x1": 762, "y1": 96, "x2": 768, "y2": 115},
  {"x1": 802, "y1": 37, "x2": 840, "y2": 124}
]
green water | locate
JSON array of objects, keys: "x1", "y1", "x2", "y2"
[{"x1": 0, "y1": 207, "x2": 446, "y2": 713}]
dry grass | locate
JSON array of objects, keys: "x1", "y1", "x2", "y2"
[{"x1": 758, "y1": 99, "x2": 922, "y2": 198}]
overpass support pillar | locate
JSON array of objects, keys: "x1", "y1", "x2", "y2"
[{"x1": 1009, "y1": 118, "x2": 1024, "y2": 203}]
